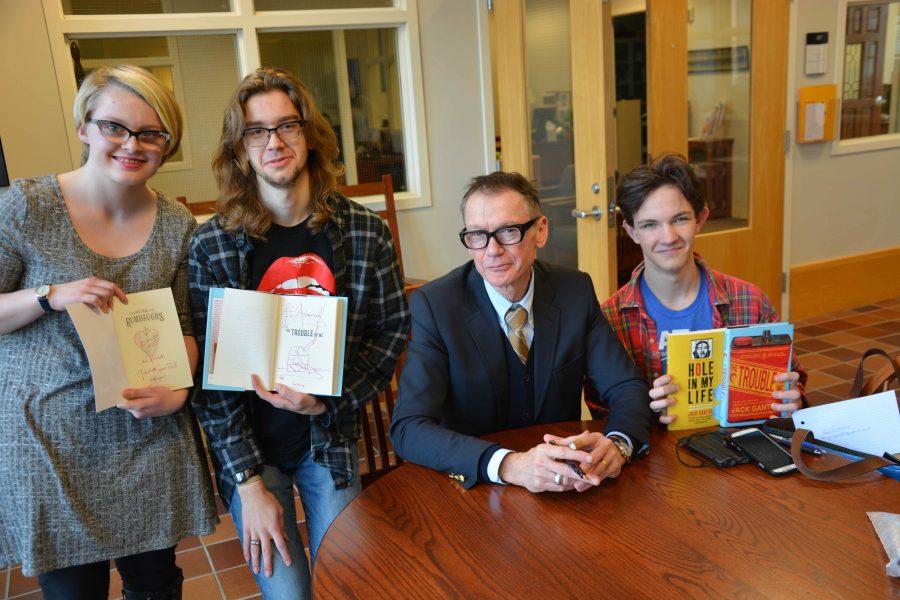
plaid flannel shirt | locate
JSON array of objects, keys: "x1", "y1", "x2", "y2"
[
  {"x1": 599, "y1": 254, "x2": 807, "y2": 411},
  {"x1": 188, "y1": 192, "x2": 409, "y2": 507}
]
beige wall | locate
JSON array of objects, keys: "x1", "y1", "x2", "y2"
[{"x1": 790, "y1": 0, "x2": 900, "y2": 266}]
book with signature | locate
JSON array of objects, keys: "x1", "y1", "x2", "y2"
[
  {"x1": 202, "y1": 288, "x2": 347, "y2": 396},
  {"x1": 67, "y1": 287, "x2": 193, "y2": 411},
  {"x1": 665, "y1": 329, "x2": 725, "y2": 431}
]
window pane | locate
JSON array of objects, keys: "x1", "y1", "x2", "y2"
[
  {"x1": 840, "y1": 1, "x2": 900, "y2": 139},
  {"x1": 255, "y1": 0, "x2": 392, "y2": 10},
  {"x1": 69, "y1": 34, "x2": 241, "y2": 205},
  {"x1": 259, "y1": 28, "x2": 408, "y2": 191},
  {"x1": 686, "y1": 0, "x2": 751, "y2": 232},
  {"x1": 63, "y1": 0, "x2": 230, "y2": 15}
]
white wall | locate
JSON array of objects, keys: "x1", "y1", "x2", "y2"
[
  {"x1": 0, "y1": 0, "x2": 488, "y2": 281},
  {"x1": 789, "y1": 0, "x2": 900, "y2": 265}
]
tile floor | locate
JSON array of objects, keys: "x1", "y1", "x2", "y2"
[{"x1": 3, "y1": 296, "x2": 898, "y2": 599}]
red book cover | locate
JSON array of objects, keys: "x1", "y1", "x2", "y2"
[{"x1": 727, "y1": 329, "x2": 792, "y2": 423}]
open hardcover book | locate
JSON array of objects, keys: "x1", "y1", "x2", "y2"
[
  {"x1": 67, "y1": 287, "x2": 193, "y2": 412},
  {"x1": 202, "y1": 288, "x2": 347, "y2": 396}
]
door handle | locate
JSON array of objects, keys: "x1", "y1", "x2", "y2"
[{"x1": 571, "y1": 206, "x2": 603, "y2": 220}]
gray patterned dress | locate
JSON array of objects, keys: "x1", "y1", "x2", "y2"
[{"x1": 0, "y1": 176, "x2": 217, "y2": 576}]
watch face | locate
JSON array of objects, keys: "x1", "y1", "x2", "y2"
[{"x1": 36, "y1": 285, "x2": 50, "y2": 298}]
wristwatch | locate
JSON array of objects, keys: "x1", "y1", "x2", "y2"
[
  {"x1": 607, "y1": 434, "x2": 633, "y2": 464},
  {"x1": 234, "y1": 465, "x2": 261, "y2": 486},
  {"x1": 35, "y1": 284, "x2": 52, "y2": 313}
]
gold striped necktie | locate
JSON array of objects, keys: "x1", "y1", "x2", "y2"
[{"x1": 504, "y1": 304, "x2": 528, "y2": 364}]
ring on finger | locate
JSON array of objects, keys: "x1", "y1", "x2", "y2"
[
  {"x1": 249, "y1": 539, "x2": 262, "y2": 546},
  {"x1": 553, "y1": 472, "x2": 565, "y2": 485},
  {"x1": 651, "y1": 406, "x2": 663, "y2": 413}
]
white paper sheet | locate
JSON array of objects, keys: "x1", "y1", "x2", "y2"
[{"x1": 792, "y1": 391, "x2": 899, "y2": 456}]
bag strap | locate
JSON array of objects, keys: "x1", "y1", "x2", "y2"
[
  {"x1": 849, "y1": 348, "x2": 900, "y2": 398},
  {"x1": 791, "y1": 429, "x2": 892, "y2": 481}
]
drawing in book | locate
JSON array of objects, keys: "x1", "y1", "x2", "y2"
[{"x1": 133, "y1": 326, "x2": 160, "y2": 361}]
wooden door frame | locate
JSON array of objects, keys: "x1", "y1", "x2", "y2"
[{"x1": 646, "y1": 0, "x2": 790, "y2": 310}]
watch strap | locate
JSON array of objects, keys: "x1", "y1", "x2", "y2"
[{"x1": 234, "y1": 465, "x2": 261, "y2": 485}]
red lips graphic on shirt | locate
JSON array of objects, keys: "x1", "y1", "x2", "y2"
[{"x1": 256, "y1": 253, "x2": 336, "y2": 296}]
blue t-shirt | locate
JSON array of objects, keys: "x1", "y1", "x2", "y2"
[{"x1": 640, "y1": 270, "x2": 714, "y2": 372}]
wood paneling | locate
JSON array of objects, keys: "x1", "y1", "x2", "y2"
[
  {"x1": 571, "y1": 0, "x2": 617, "y2": 298},
  {"x1": 646, "y1": 0, "x2": 687, "y2": 157},
  {"x1": 491, "y1": 0, "x2": 531, "y2": 176},
  {"x1": 790, "y1": 246, "x2": 900, "y2": 320}
]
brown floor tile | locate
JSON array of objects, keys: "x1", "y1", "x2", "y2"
[
  {"x1": 206, "y1": 539, "x2": 246, "y2": 572},
  {"x1": 202, "y1": 514, "x2": 238, "y2": 546},
  {"x1": 794, "y1": 338, "x2": 836, "y2": 353},
  {"x1": 293, "y1": 496, "x2": 306, "y2": 524},
  {"x1": 876, "y1": 320, "x2": 900, "y2": 334},
  {"x1": 176, "y1": 536, "x2": 202, "y2": 553},
  {"x1": 805, "y1": 389, "x2": 841, "y2": 407},
  {"x1": 847, "y1": 325, "x2": 895, "y2": 340},
  {"x1": 8, "y1": 592, "x2": 42, "y2": 600},
  {"x1": 177, "y1": 548, "x2": 213, "y2": 580},
  {"x1": 816, "y1": 319, "x2": 860, "y2": 331},
  {"x1": 796, "y1": 324, "x2": 832, "y2": 337},
  {"x1": 850, "y1": 304, "x2": 882, "y2": 313},
  {"x1": 839, "y1": 313, "x2": 884, "y2": 327},
  {"x1": 880, "y1": 333, "x2": 900, "y2": 348},
  {"x1": 214, "y1": 494, "x2": 228, "y2": 517},
  {"x1": 819, "y1": 381, "x2": 853, "y2": 399},
  {"x1": 793, "y1": 353, "x2": 839, "y2": 370},
  {"x1": 108, "y1": 568, "x2": 122, "y2": 600},
  {"x1": 182, "y1": 574, "x2": 223, "y2": 600},
  {"x1": 2, "y1": 568, "x2": 8, "y2": 598},
  {"x1": 845, "y1": 339, "x2": 900, "y2": 355},
  {"x1": 866, "y1": 308, "x2": 900, "y2": 322},
  {"x1": 217, "y1": 565, "x2": 259, "y2": 600},
  {"x1": 8, "y1": 567, "x2": 39, "y2": 597},
  {"x1": 820, "y1": 347, "x2": 860, "y2": 362},
  {"x1": 804, "y1": 370, "x2": 843, "y2": 392},
  {"x1": 821, "y1": 363, "x2": 860, "y2": 381},
  {"x1": 817, "y1": 330, "x2": 868, "y2": 347},
  {"x1": 797, "y1": 315, "x2": 829, "y2": 325}
]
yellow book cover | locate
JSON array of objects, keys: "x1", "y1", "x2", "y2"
[
  {"x1": 665, "y1": 329, "x2": 725, "y2": 431},
  {"x1": 67, "y1": 288, "x2": 193, "y2": 411}
]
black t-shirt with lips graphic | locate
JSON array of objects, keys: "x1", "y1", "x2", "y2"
[{"x1": 247, "y1": 217, "x2": 336, "y2": 465}]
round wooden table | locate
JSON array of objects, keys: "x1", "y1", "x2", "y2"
[{"x1": 313, "y1": 421, "x2": 899, "y2": 598}]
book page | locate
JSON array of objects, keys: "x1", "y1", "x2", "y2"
[
  {"x1": 67, "y1": 302, "x2": 129, "y2": 411},
  {"x1": 112, "y1": 288, "x2": 193, "y2": 392},
  {"x1": 273, "y1": 295, "x2": 341, "y2": 395},
  {"x1": 213, "y1": 288, "x2": 278, "y2": 389},
  {"x1": 205, "y1": 295, "x2": 224, "y2": 383}
]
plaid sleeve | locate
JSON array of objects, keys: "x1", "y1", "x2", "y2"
[
  {"x1": 317, "y1": 217, "x2": 410, "y2": 429},
  {"x1": 188, "y1": 229, "x2": 264, "y2": 479}
]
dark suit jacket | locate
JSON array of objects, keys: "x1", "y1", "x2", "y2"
[{"x1": 390, "y1": 260, "x2": 651, "y2": 488}]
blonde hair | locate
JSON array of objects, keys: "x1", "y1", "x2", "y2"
[
  {"x1": 212, "y1": 67, "x2": 343, "y2": 238},
  {"x1": 73, "y1": 65, "x2": 183, "y2": 165}
]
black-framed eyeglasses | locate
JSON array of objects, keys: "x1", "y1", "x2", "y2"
[
  {"x1": 87, "y1": 119, "x2": 170, "y2": 149},
  {"x1": 458, "y1": 217, "x2": 540, "y2": 250},
  {"x1": 242, "y1": 120, "x2": 306, "y2": 147}
]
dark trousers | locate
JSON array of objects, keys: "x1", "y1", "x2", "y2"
[{"x1": 38, "y1": 546, "x2": 183, "y2": 600}]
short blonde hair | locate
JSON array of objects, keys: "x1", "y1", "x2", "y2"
[{"x1": 73, "y1": 65, "x2": 183, "y2": 164}]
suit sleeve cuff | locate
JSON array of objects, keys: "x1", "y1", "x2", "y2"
[{"x1": 487, "y1": 448, "x2": 515, "y2": 484}]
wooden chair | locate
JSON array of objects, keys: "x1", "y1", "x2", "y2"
[
  {"x1": 175, "y1": 196, "x2": 217, "y2": 217},
  {"x1": 338, "y1": 174, "x2": 405, "y2": 280},
  {"x1": 359, "y1": 352, "x2": 406, "y2": 488}
]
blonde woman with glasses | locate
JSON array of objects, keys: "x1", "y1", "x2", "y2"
[{"x1": 0, "y1": 65, "x2": 216, "y2": 600}]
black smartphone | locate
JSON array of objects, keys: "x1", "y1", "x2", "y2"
[{"x1": 725, "y1": 428, "x2": 797, "y2": 476}]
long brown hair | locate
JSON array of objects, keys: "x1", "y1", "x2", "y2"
[{"x1": 212, "y1": 67, "x2": 343, "y2": 237}]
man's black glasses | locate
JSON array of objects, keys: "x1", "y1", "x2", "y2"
[
  {"x1": 88, "y1": 119, "x2": 170, "y2": 149},
  {"x1": 459, "y1": 217, "x2": 539, "y2": 249},
  {"x1": 242, "y1": 120, "x2": 306, "y2": 147}
]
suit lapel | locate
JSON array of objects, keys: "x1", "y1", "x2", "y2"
[
  {"x1": 464, "y1": 268, "x2": 509, "y2": 426},
  {"x1": 531, "y1": 264, "x2": 559, "y2": 419}
]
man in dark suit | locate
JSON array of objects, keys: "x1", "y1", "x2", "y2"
[{"x1": 390, "y1": 172, "x2": 651, "y2": 492}]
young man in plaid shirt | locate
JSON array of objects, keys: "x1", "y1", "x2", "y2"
[
  {"x1": 600, "y1": 154, "x2": 806, "y2": 426},
  {"x1": 188, "y1": 68, "x2": 409, "y2": 599}
]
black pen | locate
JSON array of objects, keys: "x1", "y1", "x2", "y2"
[
  {"x1": 767, "y1": 433, "x2": 826, "y2": 456},
  {"x1": 548, "y1": 439, "x2": 587, "y2": 479}
]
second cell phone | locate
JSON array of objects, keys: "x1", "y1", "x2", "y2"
[{"x1": 725, "y1": 428, "x2": 797, "y2": 476}]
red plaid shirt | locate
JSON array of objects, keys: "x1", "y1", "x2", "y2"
[{"x1": 599, "y1": 254, "x2": 807, "y2": 408}]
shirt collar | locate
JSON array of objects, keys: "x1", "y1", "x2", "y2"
[
  {"x1": 620, "y1": 253, "x2": 729, "y2": 310},
  {"x1": 483, "y1": 268, "x2": 535, "y2": 322}
]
